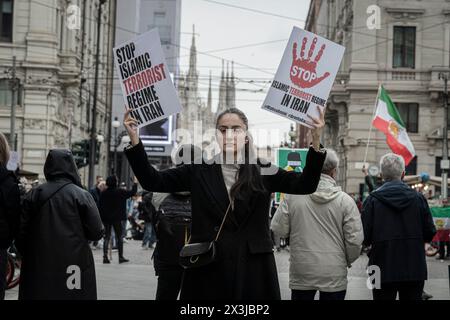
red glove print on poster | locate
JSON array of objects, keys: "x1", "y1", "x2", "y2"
[{"x1": 290, "y1": 37, "x2": 330, "y2": 89}]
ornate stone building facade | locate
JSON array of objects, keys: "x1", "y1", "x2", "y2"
[
  {"x1": 0, "y1": 0, "x2": 116, "y2": 185},
  {"x1": 304, "y1": 0, "x2": 450, "y2": 194}
]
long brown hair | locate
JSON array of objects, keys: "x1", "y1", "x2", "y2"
[
  {"x1": 215, "y1": 108, "x2": 266, "y2": 201},
  {"x1": 0, "y1": 132, "x2": 10, "y2": 167}
]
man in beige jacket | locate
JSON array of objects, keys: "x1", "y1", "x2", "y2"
[{"x1": 271, "y1": 149, "x2": 363, "y2": 300}]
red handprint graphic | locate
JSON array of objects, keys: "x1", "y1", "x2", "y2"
[{"x1": 290, "y1": 37, "x2": 330, "y2": 89}]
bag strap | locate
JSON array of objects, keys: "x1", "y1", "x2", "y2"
[
  {"x1": 214, "y1": 201, "x2": 232, "y2": 242},
  {"x1": 185, "y1": 200, "x2": 232, "y2": 245}
]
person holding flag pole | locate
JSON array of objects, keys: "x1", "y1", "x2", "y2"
[{"x1": 363, "y1": 85, "x2": 416, "y2": 168}]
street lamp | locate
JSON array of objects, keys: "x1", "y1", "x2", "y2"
[
  {"x1": 121, "y1": 135, "x2": 131, "y2": 144},
  {"x1": 88, "y1": 0, "x2": 107, "y2": 189},
  {"x1": 112, "y1": 117, "x2": 120, "y2": 175},
  {"x1": 288, "y1": 124, "x2": 297, "y2": 148},
  {"x1": 96, "y1": 134, "x2": 104, "y2": 144}
]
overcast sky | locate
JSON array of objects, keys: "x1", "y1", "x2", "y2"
[{"x1": 179, "y1": 0, "x2": 311, "y2": 146}]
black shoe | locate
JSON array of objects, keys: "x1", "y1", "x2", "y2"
[
  {"x1": 103, "y1": 257, "x2": 110, "y2": 264},
  {"x1": 119, "y1": 257, "x2": 129, "y2": 264},
  {"x1": 422, "y1": 291, "x2": 433, "y2": 300}
]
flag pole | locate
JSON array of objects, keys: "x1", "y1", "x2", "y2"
[{"x1": 363, "y1": 84, "x2": 382, "y2": 166}]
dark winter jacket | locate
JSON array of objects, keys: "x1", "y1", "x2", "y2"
[
  {"x1": 17, "y1": 149, "x2": 104, "y2": 300},
  {"x1": 362, "y1": 180, "x2": 436, "y2": 284},
  {"x1": 138, "y1": 192, "x2": 157, "y2": 223},
  {"x1": 153, "y1": 192, "x2": 192, "y2": 272},
  {"x1": 99, "y1": 183, "x2": 137, "y2": 224},
  {"x1": 125, "y1": 140, "x2": 326, "y2": 300},
  {"x1": 89, "y1": 187, "x2": 101, "y2": 208},
  {"x1": 0, "y1": 165, "x2": 21, "y2": 249}
]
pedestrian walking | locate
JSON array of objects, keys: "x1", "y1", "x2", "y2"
[
  {"x1": 89, "y1": 176, "x2": 105, "y2": 207},
  {"x1": 16, "y1": 149, "x2": 104, "y2": 300},
  {"x1": 89, "y1": 176, "x2": 105, "y2": 249},
  {"x1": 99, "y1": 175, "x2": 138, "y2": 264},
  {"x1": 0, "y1": 132, "x2": 21, "y2": 300},
  {"x1": 362, "y1": 153, "x2": 436, "y2": 300},
  {"x1": 122, "y1": 106, "x2": 327, "y2": 300},
  {"x1": 271, "y1": 149, "x2": 363, "y2": 300},
  {"x1": 139, "y1": 191, "x2": 157, "y2": 249}
]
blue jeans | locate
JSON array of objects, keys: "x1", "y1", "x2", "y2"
[{"x1": 142, "y1": 223, "x2": 156, "y2": 247}]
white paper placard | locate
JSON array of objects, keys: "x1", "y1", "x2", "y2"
[
  {"x1": 113, "y1": 28, "x2": 182, "y2": 128},
  {"x1": 262, "y1": 26, "x2": 345, "y2": 128}
]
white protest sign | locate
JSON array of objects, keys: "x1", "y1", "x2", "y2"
[
  {"x1": 113, "y1": 29, "x2": 182, "y2": 128},
  {"x1": 7, "y1": 151, "x2": 19, "y2": 171},
  {"x1": 262, "y1": 27, "x2": 345, "y2": 128}
]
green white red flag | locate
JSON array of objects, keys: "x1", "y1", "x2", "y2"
[{"x1": 372, "y1": 85, "x2": 416, "y2": 165}]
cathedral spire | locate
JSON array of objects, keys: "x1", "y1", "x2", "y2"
[
  {"x1": 231, "y1": 60, "x2": 234, "y2": 79},
  {"x1": 207, "y1": 71, "x2": 212, "y2": 111},
  {"x1": 217, "y1": 59, "x2": 227, "y2": 114},
  {"x1": 225, "y1": 61, "x2": 230, "y2": 107},
  {"x1": 226, "y1": 61, "x2": 229, "y2": 83},
  {"x1": 229, "y1": 61, "x2": 236, "y2": 108},
  {"x1": 188, "y1": 24, "x2": 197, "y2": 80}
]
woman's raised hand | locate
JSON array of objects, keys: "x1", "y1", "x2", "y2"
[
  {"x1": 307, "y1": 106, "x2": 325, "y2": 151},
  {"x1": 123, "y1": 109, "x2": 139, "y2": 146}
]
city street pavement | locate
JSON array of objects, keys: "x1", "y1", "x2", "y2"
[{"x1": 5, "y1": 240, "x2": 450, "y2": 300}]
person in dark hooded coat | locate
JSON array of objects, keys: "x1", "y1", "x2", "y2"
[
  {"x1": 16, "y1": 149, "x2": 104, "y2": 300},
  {"x1": 362, "y1": 153, "x2": 436, "y2": 300},
  {"x1": 0, "y1": 132, "x2": 21, "y2": 300}
]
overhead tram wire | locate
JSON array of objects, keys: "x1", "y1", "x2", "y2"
[
  {"x1": 199, "y1": 0, "x2": 446, "y2": 32},
  {"x1": 32, "y1": 0, "x2": 450, "y2": 52},
  {"x1": 29, "y1": 0, "x2": 450, "y2": 78}
]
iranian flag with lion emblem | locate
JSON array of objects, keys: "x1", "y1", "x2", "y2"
[{"x1": 372, "y1": 85, "x2": 416, "y2": 165}]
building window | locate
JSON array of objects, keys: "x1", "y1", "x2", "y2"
[
  {"x1": 154, "y1": 12, "x2": 166, "y2": 25},
  {"x1": 0, "y1": 78, "x2": 20, "y2": 106},
  {"x1": 0, "y1": 0, "x2": 13, "y2": 42},
  {"x1": 151, "y1": 12, "x2": 171, "y2": 45},
  {"x1": 3, "y1": 132, "x2": 17, "y2": 150},
  {"x1": 405, "y1": 156, "x2": 417, "y2": 175},
  {"x1": 393, "y1": 26, "x2": 415, "y2": 68},
  {"x1": 436, "y1": 156, "x2": 446, "y2": 177},
  {"x1": 396, "y1": 103, "x2": 418, "y2": 133}
]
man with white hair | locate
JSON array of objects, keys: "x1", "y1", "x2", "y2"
[
  {"x1": 362, "y1": 153, "x2": 436, "y2": 300},
  {"x1": 271, "y1": 149, "x2": 363, "y2": 300}
]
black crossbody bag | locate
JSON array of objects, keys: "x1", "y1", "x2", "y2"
[{"x1": 179, "y1": 202, "x2": 231, "y2": 269}]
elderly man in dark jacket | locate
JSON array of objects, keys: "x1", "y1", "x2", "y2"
[
  {"x1": 362, "y1": 153, "x2": 436, "y2": 300},
  {"x1": 99, "y1": 175, "x2": 137, "y2": 264},
  {"x1": 17, "y1": 149, "x2": 104, "y2": 300}
]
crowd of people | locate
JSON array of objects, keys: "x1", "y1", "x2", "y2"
[{"x1": 0, "y1": 105, "x2": 446, "y2": 300}]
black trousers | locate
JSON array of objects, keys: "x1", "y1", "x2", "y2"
[
  {"x1": 0, "y1": 249, "x2": 7, "y2": 300},
  {"x1": 292, "y1": 289, "x2": 346, "y2": 301},
  {"x1": 155, "y1": 267, "x2": 184, "y2": 300},
  {"x1": 103, "y1": 222, "x2": 124, "y2": 259},
  {"x1": 372, "y1": 281, "x2": 424, "y2": 300},
  {"x1": 438, "y1": 241, "x2": 450, "y2": 259}
]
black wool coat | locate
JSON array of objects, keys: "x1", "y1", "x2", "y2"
[
  {"x1": 99, "y1": 183, "x2": 138, "y2": 224},
  {"x1": 17, "y1": 150, "x2": 104, "y2": 300},
  {"x1": 125, "y1": 140, "x2": 326, "y2": 300},
  {"x1": 0, "y1": 165, "x2": 21, "y2": 249}
]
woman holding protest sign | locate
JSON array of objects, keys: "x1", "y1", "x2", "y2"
[{"x1": 123, "y1": 106, "x2": 326, "y2": 300}]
